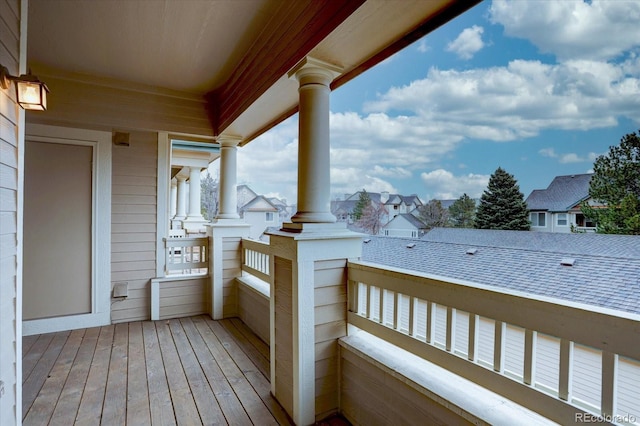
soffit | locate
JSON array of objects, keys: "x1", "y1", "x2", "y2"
[
  {"x1": 27, "y1": 0, "x2": 277, "y2": 94},
  {"x1": 26, "y1": 0, "x2": 478, "y2": 142}
]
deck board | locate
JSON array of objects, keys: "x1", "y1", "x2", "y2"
[{"x1": 23, "y1": 316, "x2": 291, "y2": 425}]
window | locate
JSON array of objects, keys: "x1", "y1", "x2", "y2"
[
  {"x1": 576, "y1": 214, "x2": 596, "y2": 228},
  {"x1": 556, "y1": 213, "x2": 568, "y2": 226},
  {"x1": 530, "y1": 212, "x2": 546, "y2": 227},
  {"x1": 265, "y1": 212, "x2": 274, "y2": 222}
]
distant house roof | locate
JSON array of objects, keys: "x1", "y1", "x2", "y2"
[
  {"x1": 239, "y1": 195, "x2": 278, "y2": 213},
  {"x1": 526, "y1": 174, "x2": 593, "y2": 212},
  {"x1": 362, "y1": 228, "x2": 640, "y2": 315},
  {"x1": 384, "y1": 213, "x2": 428, "y2": 230},
  {"x1": 338, "y1": 191, "x2": 422, "y2": 211}
]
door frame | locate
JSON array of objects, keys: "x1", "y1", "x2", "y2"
[{"x1": 23, "y1": 124, "x2": 111, "y2": 335}]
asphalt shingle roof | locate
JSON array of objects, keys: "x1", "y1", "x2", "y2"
[
  {"x1": 362, "y1": 228, "x2": 640, "y2": 315},
  {"x1": 525, "y1": 173, "x2": 592, "y2": 212}
]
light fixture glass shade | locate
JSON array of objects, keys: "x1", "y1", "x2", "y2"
[{"x1": 16, "y1": 79, "x2": 48, "y2": 111}]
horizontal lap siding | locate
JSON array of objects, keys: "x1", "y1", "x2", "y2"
[
  {"x1": 340, "y1": 347, "x2": 472, "y2": 426},
  {"x1": 237, "y1": 281, "x2": 270, "y2": 344},
  {"x1": 314, "y1": 259, "x2": 347, "y2": 419},
  {"x1": 0, "y1": 0, "x2": 20, "y2": 423},
  {"x1": 274, "y1": 256, "x2": 293, "y2": 416},
  {"x1": 158, "y1": 278, "x2": 208, "y2": 320},
  {"x1": 222, "y1": 237, "x2": 241, "y2": 317},
  {"x1": 111, "y1": 132, "x2": 157, "y2": 323}
]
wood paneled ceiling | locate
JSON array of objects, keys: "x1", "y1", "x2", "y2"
[{"x1": 27, "y1": 0, "x2": 479, "y2": 143}]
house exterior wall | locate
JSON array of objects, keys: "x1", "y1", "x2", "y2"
[
  {"x1": 381, "y1": 216, "x2": 421, "y2": 238},
  {"x1": 222, "y1": 237, "x2": 242, "y2": 317},
  {"x1": 0, "y1": 0, "x2": 23, "y2": 422},
  {"x1": 243, "y1": 210, "x2": 277, "y2": 239},
  {"x1": 158, "y1": 277, "x2": 209, "y2": 320},
  {"x1": 111, "y1": 131, "x2": 158, "y2": 323}
]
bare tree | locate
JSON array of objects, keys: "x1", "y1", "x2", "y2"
[
  {"x1": 417, "y1": 200, "x2": 449, "y2": 228},
  {"x1": 357, "y1": 202, "x2": 388, "y2": 235}
]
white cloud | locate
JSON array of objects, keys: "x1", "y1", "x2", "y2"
[
  {"x1": 420, "y1": 169, "x2": 490, "y2": 199},
  {"x1": 538, "y1": 147, "x2": 599, "y2": 164},
  {"x1": 489, "y1": 0, "x2": 640, "y2": 61},
  {"x1": 446, "y1": 25, "x2": 485, "y2": 60},
  {"x1": 416, "y1": 39, "x2": 430, "y2": 53},
  {"x1": 364, "y1": 59, "x2": 640, "y2": 141}
]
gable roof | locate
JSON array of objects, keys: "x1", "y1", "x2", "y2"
[
  {"x1": 526, "y1": 174, "x2": 593, "y2": 212},
  {"x1": 362, "y1": 228, "x2": 640, "y2": 315},
  {"x1": 384, "y1": 213, "x2": 427, "y2": 230},
  {"x1": 239, "y1": 195, "x2": 278, "y2": 212}
]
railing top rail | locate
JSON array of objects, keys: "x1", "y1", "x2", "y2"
[
  {"x1": 241, "y1": 238, "x2": 271, "y2": 251},
  {"x1": 348, "y1": 260, "x2": 640, "y2": 360},
  {"x1": 164, "y1": 236, "x2": 209, "y2": 245}
]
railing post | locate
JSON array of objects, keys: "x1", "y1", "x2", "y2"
[
  {"x1": 206, "y1": 222, "x2": 251, "y2": 320},
  {"x1": 267, "y1": 223, "x2": 361, "y2": 424}
]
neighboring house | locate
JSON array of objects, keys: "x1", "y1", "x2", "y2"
[
  {"x1": 362, "y1": 227, "x2": 640, "y2": 415},
  {"x1": 237, "y1": 184, "x2": 259, "y2": 210},
  {"x1": 332, "y1": 191, "x2": 423, "y2": 224},
  {"x1": 380, "y1": 213, "x2": 428, "y2": 238},
  {"x1": 526, "y1": 174, "x2": 596, "y2": 233},
  {"x1": 238, "y1": 194, "x2": 281, "y2": 239}
]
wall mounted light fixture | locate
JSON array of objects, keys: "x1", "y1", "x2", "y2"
[{"x1": 0, "y1": 65, "x2": 49, "y2": 111}]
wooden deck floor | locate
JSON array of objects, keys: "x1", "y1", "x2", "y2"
[{"x1": 22, "y1": 316, "x2": 292, "y2": 426}]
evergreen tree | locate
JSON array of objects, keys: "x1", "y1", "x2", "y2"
[
  {"x1": 449, "y1": 193, "x2": 476, "y2": 228},
  {"x1": 352, "y1": 189, "x2": 371, "y2": 221},
  {"x1": 582, "y1": 130, "x2": 640, "y2": 234},
  {"x1": 417, "y1": 200, "x2": 449, "y2": 228},
  {"x1": 475, "y1": 167, "x2": 529, "y2": 230}
]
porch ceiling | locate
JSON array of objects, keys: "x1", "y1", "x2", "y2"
[{"x1": 27, "y1": 0, "x2": 478, "y2": 142}]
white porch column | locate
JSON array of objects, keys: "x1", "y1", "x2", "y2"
[
  {"x1": 175, "y1": 175, "x2": 187, "y2": 220},
  {"x1": 170, "y1": 178, "x2": 177, "y2": 218},
  {"x1": 216, "y1": 135, "x2": 241, "y2": 221},
  {"x1": 268, "y1": 57, "x2": 360, "y2": 426},
  {"x1": 186, "y1": 166, "x2": 204, "y2": 221},
  {"x1": 288, "y1": 57, "x2": 342, "y2": 224}
]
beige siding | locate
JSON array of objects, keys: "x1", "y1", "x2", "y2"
[
  {"x1": 222, "y1": 237, "x2": 241, "y2": 317},
  {"x1": 340, "y1": 346, "x2": 472, "y2": 426},
  {"x1": 111, "y1": 131, "x2": 157, "y2": 323},
  {"x1": 535, "y1": 334, "x2": 560, "y2": 394},
  {"x1": 0, "y1": 0, "x2": 20, "y2": 423},
  {"x1": 158, "y1": 277, "x2": 209, "y2": 320},
  {"x1": 237, "y1": 279, "x2": 270, "y2": 344},
  {"x1": 273, "y1": 256, "x2": 293, "y2": 416},
  {"x1": 27, "y1": 74, "x2": 213, "y2": 137},
  {"x1": 314, "y1": 259, "x2": 347, "y2": 419}
]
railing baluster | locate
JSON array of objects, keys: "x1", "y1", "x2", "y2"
[
  {"x1": 468, "y1": 313, "x2": 478, "y2": 361},
  {"x1": 524, "y1": 329, "x2": 536, "y2": 385},
  {"x1": 559, "y1": 339, "x2": 573, "y2": 401},
  {"x1": 393, "y1": 292, "x2": 399, "y2": 330},
  {"x1": 494, "y1": 320, "x2": 505, "y2": 373},
  {"x1": 408, "y1": 296, "x2": 415, "y2": 337},
  {"x1": 366, "y1": 284, "x2": 372, "y2": 319},
  {"x1": 601, "y1": 351, "x2": 617, "y2": 417},
  {"x1": 426, "y1": 302, "x2": 434, "y2": 344},
  {"x1": 446, "y1": 306, "x2": 454, "y2": 352},
  {"x1": 379, "y1": 288, "x2": 385, "y2": 325}
]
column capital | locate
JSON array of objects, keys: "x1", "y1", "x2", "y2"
[
  {"x1": 217, "y1": 134, "x2": 243, "y2": 147},
  {"x1": 288, "y1": 56, "x2": 342, "y2": 85}
]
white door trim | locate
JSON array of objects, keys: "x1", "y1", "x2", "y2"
[{"x1": 23, "y1": 124, "x2": 112, "y2": 335}]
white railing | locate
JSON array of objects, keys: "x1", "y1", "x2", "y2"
[
  {"x1": 164, "y1": 236, "x2": 208, "y2": 275},
  {"x1": 241, "y1": 238, "x2": 271, "y2": 282},
  {"x1": 347, "y1": 260, "x2": 640, "y2": 425}
]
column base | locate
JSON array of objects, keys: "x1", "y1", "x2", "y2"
[
  {"x1": 181, "y1": 217, "x2": 209, "y2": 233},
  {"x1": 290, "y1": 211, "x2": 336, "y2": 224}
]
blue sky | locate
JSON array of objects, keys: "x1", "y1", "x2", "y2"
[{"x1": 229, "y1": 0, "x2": 640, "y2": 205}]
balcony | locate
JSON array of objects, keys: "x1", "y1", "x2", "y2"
[
  {"x1": 20, "y1": 236, "x2": 640, "y2": 425},
  {"x1": 22, "y1": 316, "x2": 290, "y2": 425}
]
